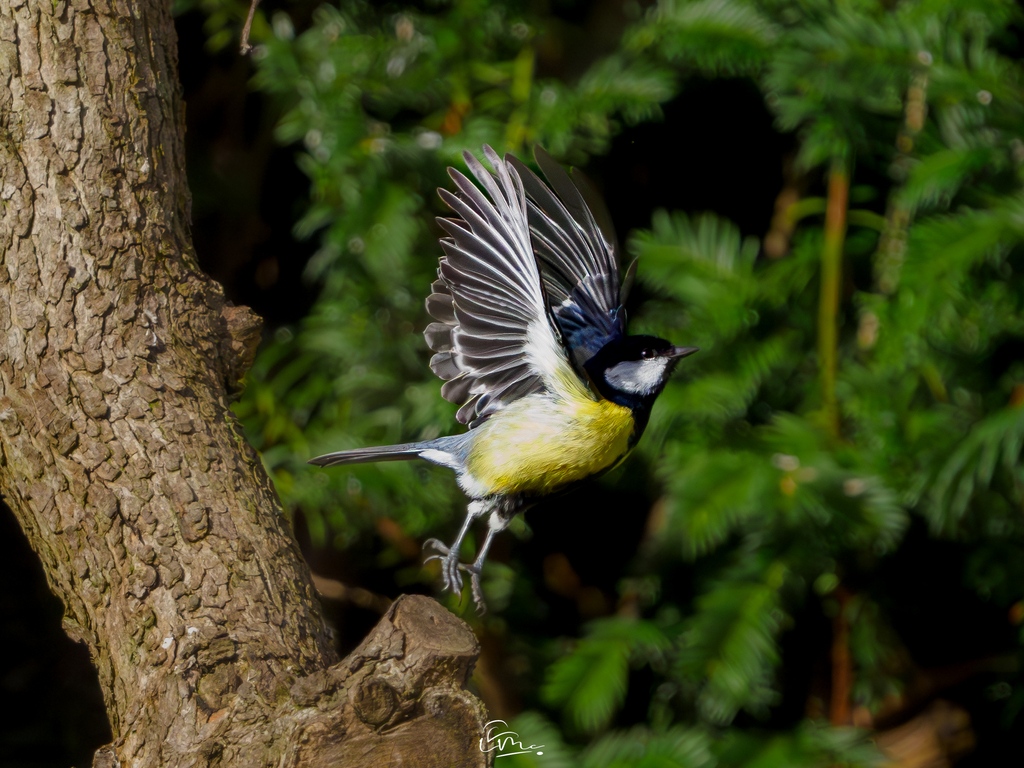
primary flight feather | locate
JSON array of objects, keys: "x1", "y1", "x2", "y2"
[{"x1": 310, "y1": 146, "x2": 697, "y2": 612}]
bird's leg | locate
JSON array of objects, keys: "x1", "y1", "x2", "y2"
[
  {"x1": 423, "y1": 500, "x2": 486, "y2": 595},
  {"x1": 462, "y1": 524, "x2": 499, "y2": 614},
  {"x1": 424, "y1": 496, "x2": 523, "y2": 612},
  {"x1": 457, "y1": 499, "x2": 520, "y2": 613}
]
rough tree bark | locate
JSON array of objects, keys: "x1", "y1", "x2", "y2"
[{"x1": 0, "y1": 1, "x2": 490, "y2": 765}]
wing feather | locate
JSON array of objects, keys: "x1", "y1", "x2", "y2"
[
  {"x1": 424, "y1": 146, "x2": 577, "y2": 426},
  {"x1": 507, "y1": 147, "x2": 628, "y2": 368}
]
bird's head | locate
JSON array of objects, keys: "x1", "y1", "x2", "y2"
[{"x1": 585, "y1": 335, "x2": 698, "y2": 407}]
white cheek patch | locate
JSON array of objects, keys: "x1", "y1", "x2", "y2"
[{"x1": 605, "y1": 358, "x2": 670, "y2": 396}]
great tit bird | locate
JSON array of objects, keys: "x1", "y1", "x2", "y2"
[{"x1": 310, "y1": 146, "x2": 697, "y2": 611}]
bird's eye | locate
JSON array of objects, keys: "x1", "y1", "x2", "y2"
[{"x1": 641, "y1": 348, "x2": 655, "y2": 359}]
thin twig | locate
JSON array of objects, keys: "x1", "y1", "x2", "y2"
[
  {"x1": 239, "y1": 0, "x2": 261, "y2": 55},
  {"x1": 311, "y1": 573, "x2": 392, "y2": 614},
  {"x1": 875, "y1": 68, "x2": 930, "y2": 294},
  {"x1": 819, "y1": 159, "x2": 849, "y2": 438},
  {"x1": 829, "y1": 586, "x2": 853, "y2": 725}
]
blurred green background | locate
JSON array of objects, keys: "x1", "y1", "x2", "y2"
[{"x1": 3, "y1": 0, "x2": 1024, "y2": 765}]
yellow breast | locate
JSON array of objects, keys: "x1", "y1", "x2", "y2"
[{"x1": 463, "y1": 392, "x2": 635, "y2": 497}]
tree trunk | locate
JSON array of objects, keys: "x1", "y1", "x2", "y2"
[{"x1": 0, "y1": 1, "x2": 489, "y2": 765}]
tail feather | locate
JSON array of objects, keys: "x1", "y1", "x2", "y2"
[{"x1": 308, "y1": 441, "x2": 431, "y2": 468}]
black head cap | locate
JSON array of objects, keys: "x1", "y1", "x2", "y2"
[{"x1": 584, "y1": 335, "x2": 698, "y2": 407}]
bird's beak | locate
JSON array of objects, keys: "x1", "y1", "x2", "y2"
[{"x1": 667, "y1": 346, "x2": 700, "y2": 359}]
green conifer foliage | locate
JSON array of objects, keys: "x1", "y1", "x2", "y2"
[{"x1": 188, "y1": 0, "x2": 1024, "y2": 762}]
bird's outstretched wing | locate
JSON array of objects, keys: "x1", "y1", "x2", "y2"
[
  {"x1": 507, "y1": 147, "x2": 633, "y2": 372},
  {"x1": 425, "y1": 146, "x2": 578, "y2": 427}
]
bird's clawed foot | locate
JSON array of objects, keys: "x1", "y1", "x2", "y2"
[
  {"x1": 422, "y1": 538, "x2": 487, "y2": 614},
  {"x1": 422, "y1": 538, "x2": 463, "y2": 591}
]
